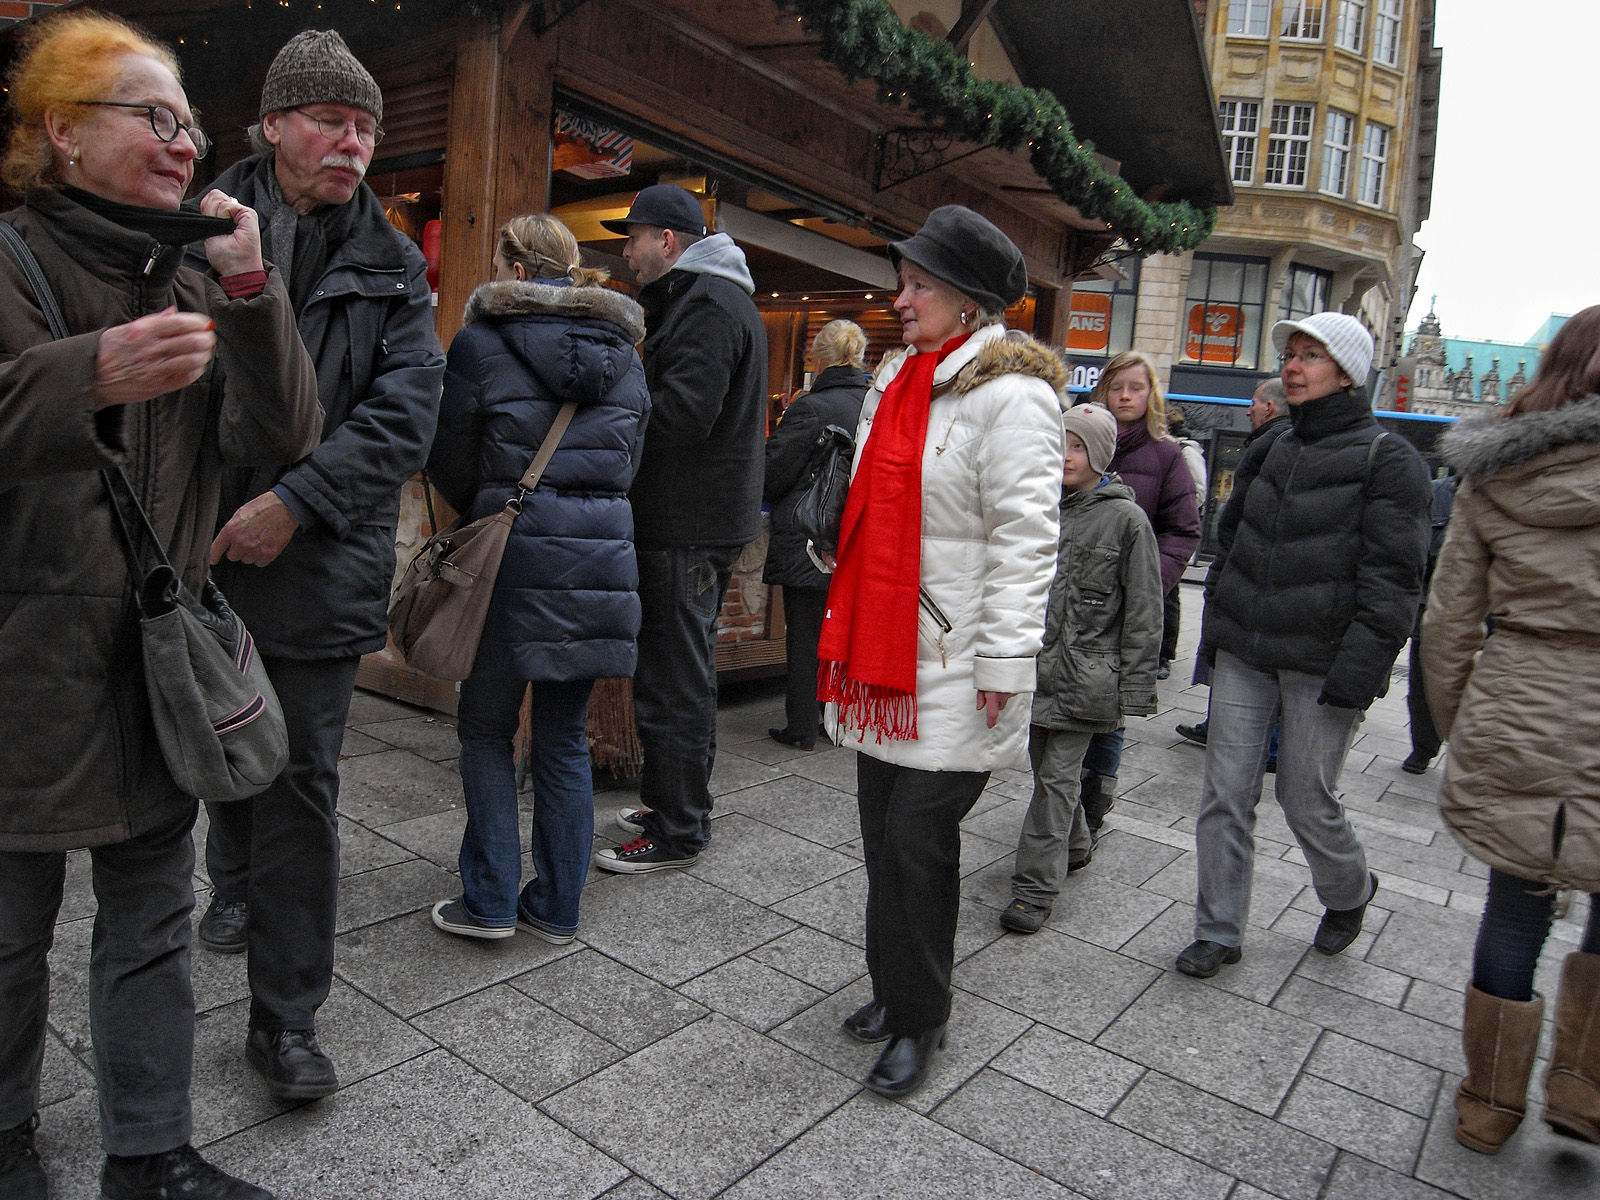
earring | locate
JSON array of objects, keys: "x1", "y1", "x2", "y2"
[{"x1": 960, "y1": 310, "x2": 970, "y2": 325}]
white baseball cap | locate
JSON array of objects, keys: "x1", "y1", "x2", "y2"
[{"x1": 1271, "y1": 312, "x2": 1374, "y2": 387}]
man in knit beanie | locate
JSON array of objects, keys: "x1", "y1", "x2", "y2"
[{"x1": 188, "y1": 28, "x2": 444, "y2": 1102}]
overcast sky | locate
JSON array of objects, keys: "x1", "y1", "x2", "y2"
[{"x1": 1408, "y1": 1, "x2": 1600, "y2": 342}]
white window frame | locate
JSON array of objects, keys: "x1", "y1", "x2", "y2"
[
  {"x1": 1218, "y1": 99, "x2": 1261, "y2": 185},
  {"x1": 1227, "y1": 0, "x2": 1271, "y2": 38},
  {"x1": 1359, "y1": 122, "x2": 1390, "y2": 206},
  {"x1": 1373, "y1": 0, "x2": 1402, "y2": 65},
  {"x1": 1335, "y1": 0, "x2": 1365, "y2": 52},
  {"x1": 1321, "y1": 110, "x2": 1354, "y2": 196},
  {"x1": 1281, "y1": 0, "x2": 1325, "y2": 40},
  {"x1": 1264, "y1": 103, "x2": 1315, "y2": 188}
]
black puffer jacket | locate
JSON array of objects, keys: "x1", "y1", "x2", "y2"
[
  {"x1": 628, "y1": 234, "x2": 767, "y2": 549},
  {"x1": 1199, "y1": 388, "x2": 1431, "y2": 709},
  {"x1": 197, "y1": 155, "x2": 446, "y2": 659},
  {"x1": 762, "y1": 364, "x2": 869, "y2": 589},
  {"x1": 428, "y1": 279, "x2": 650, "y2": 681}
]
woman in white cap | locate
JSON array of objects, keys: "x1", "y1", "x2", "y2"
[
  {"x1": 819, "y1": 205, "x2": 1065, "y2": 1097},
  {"x1": 1179, "y1": 311, "x2": 1431, "y2": 981}
]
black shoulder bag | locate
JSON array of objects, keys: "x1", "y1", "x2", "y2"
[{"x1": 790, "y1": 423, "x2": 856, "y2": 557}]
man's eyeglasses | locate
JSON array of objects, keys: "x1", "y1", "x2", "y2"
[
  {"x1": 76, "y1": 101, "x2": 210, "y2": 158},
  {"x1": 291, "y1": 108, "x2": 384, "y2": 149},
  {"x1": 1279, "y1": 348, "x2": 1331, "y2": 369}
]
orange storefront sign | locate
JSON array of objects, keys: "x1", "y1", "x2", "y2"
[
  {"x1": 1185, "y1": 303, "x2": 1244, "y2": 364},
  {"x1": 1066, "y1": 291, "x2": 1112, "y2": 353}
]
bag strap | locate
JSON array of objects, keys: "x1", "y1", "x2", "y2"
[
  {"x1": 0, "y1": 219, "x2": 69, "y2": 340},
  {"x1": 508, "y1": 401, "x2": 579, "y2": 513}
]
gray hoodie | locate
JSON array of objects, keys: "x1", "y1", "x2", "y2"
[{"x1": 673, "y1": 231, "x2": 755, "y2": 294}]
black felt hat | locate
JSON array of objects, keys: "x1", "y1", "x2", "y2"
[
  {"x1": 599, "y1": 185, "x2": 708, "y2": 236},
  {"x1": 888, "y1": 205, "x2": 1027, "y2": 311}
]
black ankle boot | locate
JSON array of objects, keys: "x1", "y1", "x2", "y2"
[
  {"x1": 864, "y1": 1025, "x2": 947, "y2": 1097},
  {"x1": 841, "y1": 1001, "x2": 890, "y2": 1044},
  {"x1": 101, "y1": 1144, "x2": 273, "y2": 1199},
  {"x1": 0, "y1": 1113, "x2": 47, "y2": 1200}
]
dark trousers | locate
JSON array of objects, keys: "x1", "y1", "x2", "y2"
[
  {"x1": 779, "y1": 585, "x2": 829, "y2": 746},
  {"x1": 857, "y1": 755, "x2": 989, "y2": 1035},
  {"x1": 0, "y1": 803, "x2": 198, "y2": 1155},
  {"x1": 1473, "y1": 868, "x2": 1600, "y2": 1002},
  {"x1": 1406, "y1": 635, "x2": 1441, "y2": 760},
  {"x1": 205, "y1": 654, "x2": 359, "y2": 1032},
  {"x1": 633, "y1": 546, "x2": 737, "y2": 856},
  {"x1": 1160, "y1": 584, "x2": 1181, "y2": 664}
]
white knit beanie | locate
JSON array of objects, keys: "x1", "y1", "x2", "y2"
[{"x1": 1271, "y1": 312, "x2": 1374, "y2": 387}]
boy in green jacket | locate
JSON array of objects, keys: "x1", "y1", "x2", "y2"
[{"x1": 1002, "y1": 404, "x2": 1164, "y2": 933}]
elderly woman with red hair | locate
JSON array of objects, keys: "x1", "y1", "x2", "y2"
[{"x1": 0, "y1": 13, "x2": 318, "y2": 1199}]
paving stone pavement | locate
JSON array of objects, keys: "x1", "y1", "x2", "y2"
[{"x1": 37, "y1": 586, "x2": 1600, "y2": 1199}]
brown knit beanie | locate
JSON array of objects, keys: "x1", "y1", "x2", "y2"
[{"x1": 259, "y1": 30, "x2": 382, "y2": 124}]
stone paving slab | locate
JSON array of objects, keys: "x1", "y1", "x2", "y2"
[{"x1": 35, "y1": 588, "x2": 1600, "y2": 1199}]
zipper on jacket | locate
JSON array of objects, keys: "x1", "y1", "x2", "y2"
[{"x1": 919, "y1": 587, "x2": 952, "y2": 667}]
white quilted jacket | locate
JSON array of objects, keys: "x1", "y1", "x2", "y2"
[{"x1": 830, "y1": 322, "x2": 1067, "y2": 771}]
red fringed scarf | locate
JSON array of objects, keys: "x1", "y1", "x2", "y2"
[{"x1": 817, "y1": 334, "x2": 969, "y2": 741}]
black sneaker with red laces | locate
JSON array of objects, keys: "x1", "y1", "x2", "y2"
[{"x1": 592, "y1": 836, "x2": 698, "y2": 874}]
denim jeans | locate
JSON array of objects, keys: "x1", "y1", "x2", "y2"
[
  {"x1": 633, "y1": 545, "x2": 737, "y2": 855},
  {"x1": 1083, "y1": 728, "x2": 1125, "y2": 779},
  {"x1": 457, "y1": 662, "x2": 595, "y2": 932},
  {"x1": 1194, "y1": 650, "x2": 1370, "y2": 946},
  {"x1": 0, "y1": 803, "x2": 198, "y2": 1155},
  {"x1": 1472, "y1": 868, "x2": 1600, "y2": 1002}
]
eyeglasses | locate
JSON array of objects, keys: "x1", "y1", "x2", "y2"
[
  {"x1": 76, "y1": 101, "x2": 211, "y2": 158},
  {"x1": 1279, "y1": 348, "x2": 1332, "y2": 369},
  {"x1": 291, "y1": 108, "x2": 383, "y2": 148}
]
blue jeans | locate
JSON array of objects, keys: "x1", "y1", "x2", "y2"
[
  {"x1": 1083, "y1": 728, "x2": 1124, "y2": 779},
  {"x1": 457, "y1": 662, "x2": 595, "y2": 932},
  {"x1": 632, "y1": 545, "x2": 737, "y2": 855},
  {"x1": 1473, "y1": 868, "x2": 1600, "y2": 1002},
  {"x1": 1194, "y1": 651, "x2": 1370, "y2": 946}
]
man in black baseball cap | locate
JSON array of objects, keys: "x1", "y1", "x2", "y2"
[{"x1": 593, "y1": 184, "x2": 768, "y2": 875}]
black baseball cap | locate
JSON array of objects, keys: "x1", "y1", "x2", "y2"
[{"x1": 599, "y1": 184, "x2": 708, "y2": 237}]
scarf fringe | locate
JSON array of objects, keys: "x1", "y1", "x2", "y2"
[{"x1": 818, "y1": 659, "x2": 918, "y2": 743}]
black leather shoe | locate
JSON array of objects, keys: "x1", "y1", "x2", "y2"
[
  {"x1": 841, "y1": 1001, "x2": 890, "y2": 1044},
  {"x1": 101, "y1": 1144, "x2": 272, "y2": 1199},
  {"x1": 197, "y1": 897, "x2": 247, "y2": 954},
  {"x1": 864, "y1": 1025, "x2": 947, "y2": 1098},
  {"x1": 1176, "y1": 720, "x2": 1208, "y2": 746},
  {"x1": 1401, "y1": 751, "x2": 1433, "y2": 775},
  {"x1": 768, "y1": 727, "x2": 815, "y2": 751},
  {"x1": 1315, "y1": 873, "x2": 1378, "y2": 956},
  {"x1": 245, "y1": 1028, "x2": 338, "y2": 1100},
  {"x1": 0, "y1": 1113, "x2": 47, "y2": 1200},
  {"x1": 1176, "y1": 939, "x2": 1242, "y2": 978}
]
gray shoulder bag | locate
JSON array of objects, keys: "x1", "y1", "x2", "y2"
[{"x1": 0, "y1": 218, "x2": 289, "y2": 801}]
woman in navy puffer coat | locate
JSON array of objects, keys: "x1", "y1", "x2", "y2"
[{"x1": 426, "y1": 214, "x2": 649, "y2": 943}]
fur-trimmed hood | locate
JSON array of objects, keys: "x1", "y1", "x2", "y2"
[
  {"x1": 1440, "y1": 395, "x2": 1600, "y2": 529},
  {"x1": 463, "y1": 278, "x2": 645, "y2": 344},
  {"x1": 952, "y1": 330, "x2": 1070, "y2": 397}
]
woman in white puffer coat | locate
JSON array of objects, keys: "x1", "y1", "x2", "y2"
[{"x1": 818, "y1": 206, "x2": 1065, "y2": 1097}]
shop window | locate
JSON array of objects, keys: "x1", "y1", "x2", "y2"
[
  {"x1": 1321, "y1": 110, "x2": 1354, "y2": 196},
  {"x1": 1282, "y1": 0, "x2": 1325, "y2": 40},
  {"x1": 1065, "y1": 258, "x2": 1141, "y2": 360},
  {"x1": 1182, "y1": 255, "x2": 1269, "y2": 370},
  {"x1": 1264, "y1": 103, "x2": 1314, "y2": 188},
  {"x1": 1218, "y1": 100, "x2": 1260, "y2": 185},
  {"x1": 1227, "y1": 0, "x2": 1271, "y2": 37},
  {"x1": 1279, "y1": 264, "x2": 1332, "y2": 323},
  {"x1": 1335, "y1": 0, "x2": 1365, "y2": 52},
  {"x1": 1359, "y1": 122, "x2": 1390, "y2": 206},
  {"x1": 1374, "y1": 0, "x2": 1403, "y2": 64}
]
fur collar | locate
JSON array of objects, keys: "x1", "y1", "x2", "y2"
[
  {"x1": 1439, "y1": 395, "x2": 1600, "y2": 479},
  {"x1": 950, "y1": 331, "x2": 1069, "y2": 397},
  {"x1": 463, "y1": 280, "x2": 646, "y2": 343}
]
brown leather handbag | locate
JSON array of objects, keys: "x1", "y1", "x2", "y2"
[{"x1": 388, "y1": 401, "x2": 577, "y2": 681}]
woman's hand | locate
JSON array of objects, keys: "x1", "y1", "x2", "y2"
[
  {"x1": 92, "y1": 307, "x2": 216, "y2": 409},
  {"x1": 977, "y1": 690, "x2": 1014, "y2": 728},
  {"x1": 198, "y1": 189, "x2": 263, "y2": 278}
]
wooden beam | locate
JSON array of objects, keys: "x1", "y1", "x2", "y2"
[
  {"x1": 499, "y1": 0, "x2": 533, "y2": 55},
  {"x1": 437, "y1": 16, "x2": 503, "y2": 349},
  {"x1": 947, "y1": 0, "x2": 1001, "y2": 54}
]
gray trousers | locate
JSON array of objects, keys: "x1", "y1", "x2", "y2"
[
  {"x1": 1011, "y1": 725, "x2": 1095, "y2": 904},
  {"x1": 0, "y1": 802, "x2": 198, "y2": 1155},
  {"x1": 1194, "y1": 650, "x2": 1371, "y2": 947}
]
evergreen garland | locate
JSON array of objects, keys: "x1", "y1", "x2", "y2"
[{"x1": 775, "y1": 0, "x2": 1216, "y2": 255}]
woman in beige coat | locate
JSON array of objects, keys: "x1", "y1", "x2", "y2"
[{"x1": 1422, "y1": 305, "x2": 1600, "y2": 1156}]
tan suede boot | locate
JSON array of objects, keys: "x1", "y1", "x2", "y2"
[
  {"x1": 1454, "y1": 983, "x2": 1544, "y2": 1154},
  {"x1": 1544, "y1": 951, "x2": 1600, "y2": 1145}
]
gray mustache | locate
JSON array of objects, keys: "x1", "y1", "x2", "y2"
[{"x1": 320, "y1": 154, "x2": 366, "y2": 180}]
